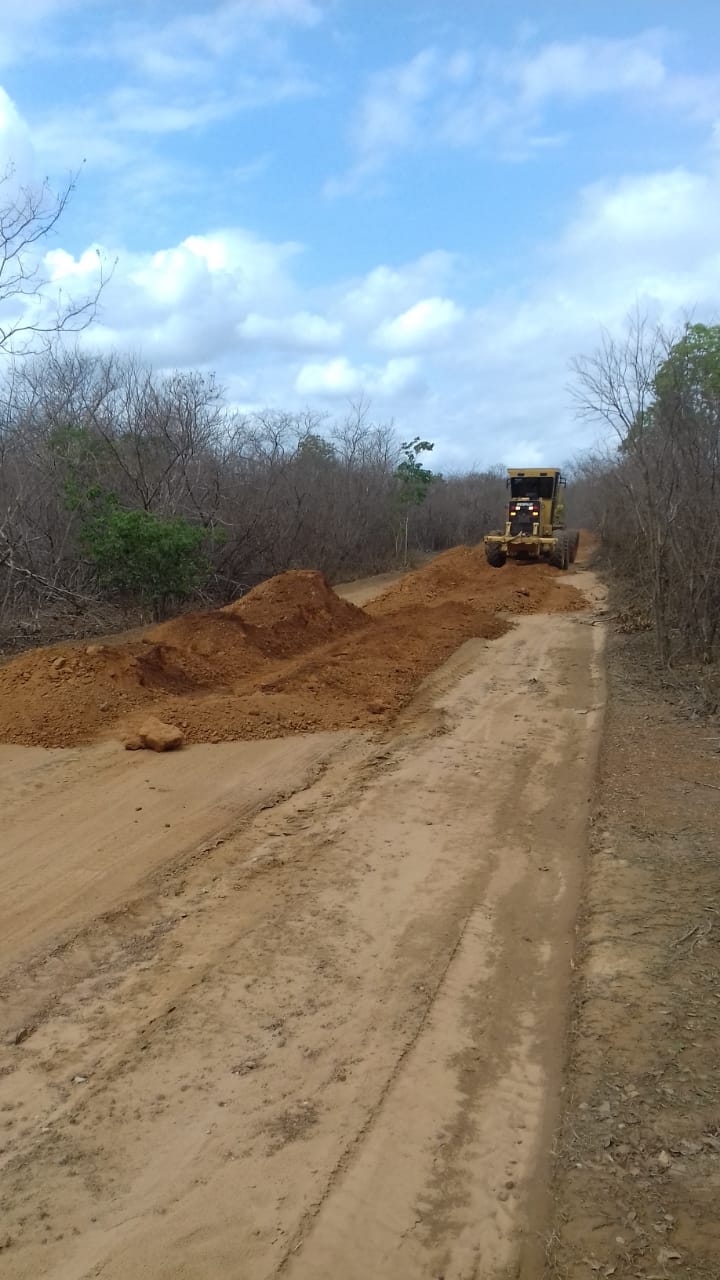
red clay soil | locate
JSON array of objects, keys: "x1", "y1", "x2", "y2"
[
  {"x1": 147, "y1": 569, "x2": 370, "y2": 674},
  {"x1": 0, "y1": 549, "x2": 586, "y2": 749},
  {"x1": 368, "y1": 544, "x2": 580, "y2": 616}
]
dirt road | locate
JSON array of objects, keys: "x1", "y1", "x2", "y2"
[{"x1": 0, "y1": 559, "x2": 605, "y2": 1279}]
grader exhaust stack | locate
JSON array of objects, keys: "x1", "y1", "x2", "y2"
[{"x1": 484, "y1": 468, "x2": 579, "y2": 570}]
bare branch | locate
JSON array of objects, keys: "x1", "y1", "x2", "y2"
[{"x1": 0, "y1": 166, "x2": 113, "y2": 356}]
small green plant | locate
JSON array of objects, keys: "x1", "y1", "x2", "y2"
[{"x1": 80, "y1": 498, "x2": 209, "y2": 620}]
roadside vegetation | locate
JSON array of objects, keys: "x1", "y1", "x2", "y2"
[
  {"x1": 0, "y1": 348, "x2": 506, "y2": 646},
  {"x1": 570, "y1": 314, "x2": 720, "y2": 709}
]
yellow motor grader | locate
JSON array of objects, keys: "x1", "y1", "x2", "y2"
[{"x1": 484, "y1": 468, "x2": 579, "y2": 570}]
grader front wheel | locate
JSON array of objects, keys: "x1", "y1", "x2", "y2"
[
  {"x1": 485, "y1": 542, "x2": 507, "y2": 568},
  {"x1": 550, "y1": 532, "x2": 570, "y2": 570}
]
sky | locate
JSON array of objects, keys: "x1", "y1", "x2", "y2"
[{"x1": 1, "y1": 0, "x2": 720, "y2": 469}]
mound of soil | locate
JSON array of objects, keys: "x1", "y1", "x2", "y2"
[
  {"x1": 146, "y1": 570, "x2": 370, "y2": 681},
  {"x1": 0, "y1": 553, "x2": 586, "y2": 749},
  {"x1": 368, "y1": 545, "x2": 585, "y2": 617},
  {"x1": 0, "y1": 641, "x2": 218, "y2": 749},
  {"x1": 154, "y1": 599, "x2": 510, "y2": 745},
  {"x1": 0, "y1": 571, "x2": 369, "y2": 748},
  {"x1": 224, "y1": 569, "x2": 367, "y2": 639}
]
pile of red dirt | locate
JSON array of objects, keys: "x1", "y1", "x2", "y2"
[
  {"x1": 368, "y1": 545, "x2": 585, "y2": 617},
  {"x1": 137, "y1": 600, "x2": 510, "y2": 745},
  {"x1": 145, "y1": 570, "x2": 370, "y2": 680},
  {"x1": 0, "y1": 571, "x2": 369, "y2": 748},
  {"x1": 0, "y1": 552, "x2": 586, "y2": 749}
]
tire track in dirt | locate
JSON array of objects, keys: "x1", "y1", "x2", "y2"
[
  {"x1": 0, "y1": 732, "x2": 351, "y2": 978},
  {"x1": 278, "y1": 604, "x2": 607, "y2": 1280}
]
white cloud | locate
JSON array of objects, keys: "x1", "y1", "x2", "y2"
[
  {"x1": 133, "y1": 231, "x2": 300, "y2": 301},
  {"x1": 0, "y1": 86, "x2": 34, "y2": 174},
  {"x1": 373, "y1": 297, "x2": 464, "y2": 351},
  {"x1": 0, "y1": 0, "x2": 83, "y2": 67},
  {"x1": 106, "y1": 87, "x2": 237, "y2": 136},
  {"x1": 74, "y1": 229, "x2": 303, "y2": 365},
  {"x1": 27, "y1": 220, "x2": 310, "y2": 371},
  {"x1": 239, "y1": 311, "x2": 343, "y2": 351},
  {"x1": 337, "y1": 252, "x2": 458, "y2": 328},
  {"x1": 329, "y1": 32, "x2": 720, "y2": 189},
  {"x1": 107, "y1": 1, "x2": 324, "y2": 94},
  {"x1": 22, "y1": 0, "x2": 325, "y2": 192},
  {"x1": 13, "y1": 8, "x2": 720, "y2": 471},
  {"x1": 439, "y1": 160, "x2": 720, "y2": 462},
  {"x1": 514, "y1": 35, "x2": 667, "y2": 103},
  {"x1": 562, "y1": 168, "x2": 712, "y2": 265},
  {"x1": 39, "y1": 142, "x2": 717, "y2": 466},
  {"x1": 295, "y1": 354, "x2": 424, "y2": 399},
  {"x1": 31, "y1": 104, "x2": 137, "y2": 171},
  {"x1": 45, "y1": 246, "x2": 103, "y2": 281},
  {"x1": 376, "y1": 356, "x2": 425, "y2": 396},
  {"x1": 551, "y1": 163, "x2": 720, "y2": 331},
  {"x1": 325, "y1": 50, "x2": 448, "y2": 193},
  {"x1": 4, "y1": 46, "x2": 715, "y2": 473},
  {"x1": 332, "y1": 148, "x2": 720, "y2": 461},
  {"x1": 351, "y1": 50, "x2": 438, "y2": 156},
  {"x1": 32, "y1": 81, "x2": 313, "y2": 177},
  {"x1": 121, "y1": 0, "x2": 324, "y2": 65},
  {"x1": 295, "y1": 355, "x2": 361, "y2": 394}
]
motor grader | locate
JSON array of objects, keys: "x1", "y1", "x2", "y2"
[{"x1": 484, "y1": 468, "x2": 579, "y2": 570}]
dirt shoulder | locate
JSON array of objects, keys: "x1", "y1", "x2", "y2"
[{"x1": 545, "y1": 625, "x2": 720, "y2": 1278}]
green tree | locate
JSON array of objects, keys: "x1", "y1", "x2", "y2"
[
  {"x1": 394, "y1": 437, "x2": 435, "y2": 563},
  {"x1": 622, "y1": 323, "x2": 720, "y2": 450},
  {"x1": 49, "y1": 424, "x2": 108, "y2": 510},
  {"x1": 573, "y1": 316, "x2": 720, "y2": 669},
  {"x1": 296, "y1": 432, "x2": 337, "y2": 464},
  {"x1": 654, "y1": 323, "x2": 720, "y2": 408},
  {"x1": 80, "y1": 498, "x2": 209, "y2": 620}
]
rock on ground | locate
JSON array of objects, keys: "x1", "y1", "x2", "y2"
[{"x1": 132, "y1": 718, "x2": 185, "y2": 752}]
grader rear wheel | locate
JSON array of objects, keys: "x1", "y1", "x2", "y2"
[{"x1": 567, "y1": 529, "x2": 580, "y2": 563}]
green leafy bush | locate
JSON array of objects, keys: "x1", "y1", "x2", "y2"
[{"x1": 80, "y1": 499, "x2": 209, "y2": 619}]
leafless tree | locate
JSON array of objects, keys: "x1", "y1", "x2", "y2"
[{"x1": 0, "y1": 168, "x2": 108, "y2": 356}]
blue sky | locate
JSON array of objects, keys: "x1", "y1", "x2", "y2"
[{"x1": 2, "y1": 0, "x2": 720, "y2": 468}]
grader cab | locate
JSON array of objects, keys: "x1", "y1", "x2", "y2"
[{"x1": 484, "y1": 468, "x2": 579, "y2": 570}]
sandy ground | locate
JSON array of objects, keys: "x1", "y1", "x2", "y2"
[
  {"x1": 334, "y1": 567, "x2": 410, "y2": 606},
  {"x1": 0, "y1": 562, "x2": 607, "y2": 1279}
]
